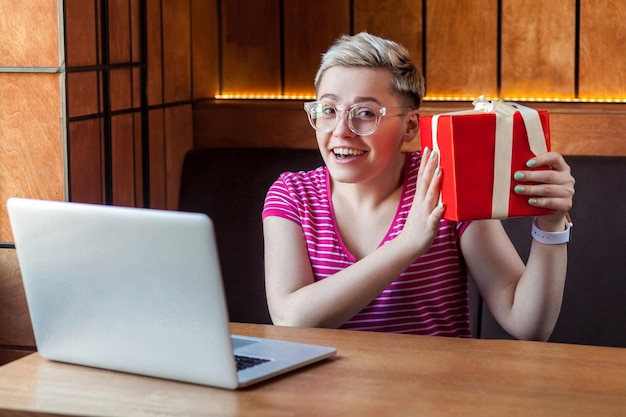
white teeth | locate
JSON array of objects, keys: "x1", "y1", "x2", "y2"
[{"x1": 333, "y1": 148, "x2": 365, "y2": 156}]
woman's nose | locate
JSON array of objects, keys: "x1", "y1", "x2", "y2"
[{"x1": 333, "y1": 110, "x2": 355, "y2": 137}]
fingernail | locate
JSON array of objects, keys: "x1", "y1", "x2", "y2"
[
  {"x1": 514, "y1": 172, "x2": 525, "y2": 180},
  {"x1": 528, "y1": 198, "x2": 538, "y2": 205},
  {"x1": 435, "y1": 167, "x2": 440, "y2": 176},
  {"x1": 423, "y1": 146, "x2": 430, "y2": 155},
  {"x1": 526, "y1": 159, "x2": 536, "y2": 167},
  {"x1": 438, "y1": 203, "x2": 444, "y2": 210},
  {"x1": 514, "y1": 185, "x2": 525, "y2": 193},
  {"x1": 430, "y1": 150, "x2": 437, "y2": 160}
]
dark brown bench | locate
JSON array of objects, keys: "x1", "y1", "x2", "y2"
[
  {"x1": 179, "y1": 147, "x2": 626, "y2": 347},
  {"x1": 178, "y1": 148, "x2": 324, "y2": 325}
]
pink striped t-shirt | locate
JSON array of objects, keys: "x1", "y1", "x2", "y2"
[{"x1": 262, "y1": 152, "x2": 470, "y2": 337}]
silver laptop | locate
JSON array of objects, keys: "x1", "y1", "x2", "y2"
[{"x1": 7, "y1": 197, "x2": 335, "y2": 389}]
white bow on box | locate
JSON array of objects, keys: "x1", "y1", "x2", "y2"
[{"x1": 430, "y1": 96, "x2": 548, "y2": 219}]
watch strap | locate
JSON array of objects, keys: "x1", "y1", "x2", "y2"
[{"x1": 531, "y1": 216, "x2": 573, "y2": 244}]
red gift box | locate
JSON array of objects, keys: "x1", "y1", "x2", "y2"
[{"x1": 420, "y1": 97, "x2": 553, "y2": 221}]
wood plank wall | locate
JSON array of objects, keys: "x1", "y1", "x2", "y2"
[
  {"x1": 0, "y1": 0, "x2": 65, "y2": 242},
  {"x1": 209, "y1": 0, "x2": 626, "y2": 101},
  {"x1": 62, "y1": 0, "x2": 626, "y2": 215},
  {"x1": 65, "y1": 0, "x2": 194, "y2": 210},
  {"x1": 194, "y1": 0, "x2": 626, "y2": 157},
  {"x1": 4, "y1": 0, "x2": 626, "y2": 231}
]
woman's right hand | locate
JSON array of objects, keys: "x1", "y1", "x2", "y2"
[{"x1": 397, "y1": 147, "x2": 445, "y2": 256}]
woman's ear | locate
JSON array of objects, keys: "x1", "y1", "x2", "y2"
[{"x1": 402, "y1": 111, "x2": 420, "y2": 143}]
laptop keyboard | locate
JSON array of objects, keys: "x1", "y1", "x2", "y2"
[{"x1": 235, "y1": 354, "x2": 270, "y2": 371}]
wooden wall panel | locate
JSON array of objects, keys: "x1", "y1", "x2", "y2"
[
  {"x1": 194, "y1": 101, "x2": 626, "y2": 156},
  {"x1": 0, "y1": 73, "x2": 64, "y2": 241},
  {"x1": 110, "y1": 68, "x2": 133, "y2": 111},
  {"x1": 149, "y1": 109, "x2": 167, "y2": 209},
  {"x1": 353, "y1": 0, "x2": 424, "y2": 74},
  {"x1": 579, "y1": 0, "x2": 626, "y2": 99},
  {"x1": 220, "y1": 0, "x2": 281, "y2": 95},
  {"x1": 191, "y1": 0, "x2": 219, "y2": 99},
  {"x1": 60, "y1": 0, "x2": 626, "y2": 210},
  {"x1": 0, "y1": 0, "x2": 59, "y2": 67},
  {"x1": 501, "y1": 0, "x2": 576, "y2": 98},
  {"x1": 130, "y1": 0, "x2": 142, "y2": 63},
  {"x1": 132, "y1": 67, "x2": 142, "y2": 108},
  {"x1": 283, "y1": 1, "x2": 350, "y2": 95},
  {"x1": 425, "y1": 0, "x2": 498, "y2": 98},
  {"x1": 109, "y1": 0, "x2": 132, "y2": 64},
  {"x1": 194, "y1": 101, "x2": 316, "y2": 149},
  {"x1": 67, "y1": 71, "x2": 101, "y2": 118},
  {"x1": 69, "y1": 119, "x2": 104, "y2": 204},
  {"x1": 549, "y1": 111, "x2": 626, "y2": 156},
  {"x1": 165, "y1": 105, "x2": 194, "y2": 209},
  {"x1": 162, "y1": 0, "x2": 192, "y2": 103},
  {"x1": 189, "y1": 0, "x2": 626, "y2": 157},
  {"x1": 146, "y1": 0, "x2": 164, "y2": 105},
  {"x1": 65, "y1": 0, "x2": 98, "y2": 67},
  {"x1": 111, "y1": 114, "x2": 137, "y2": 206},
  {"x1": 66, "y1": 0, "x2": 146, "y2": 208},
  {"x1": 133, "y1": 112, "x2": 144, "y2": 207}
]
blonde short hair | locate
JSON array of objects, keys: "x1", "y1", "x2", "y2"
[{"x1": 314, "y1": 32, "x2": 425, "y2": 109}]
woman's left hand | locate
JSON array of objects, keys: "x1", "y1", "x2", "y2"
[{"x1": 513, "y1": 151, "x2": 575, "y2": 230}]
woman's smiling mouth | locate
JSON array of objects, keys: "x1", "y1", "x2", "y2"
[{"x1": 332, "y1": 147, "x2": 366, "y2": 160}]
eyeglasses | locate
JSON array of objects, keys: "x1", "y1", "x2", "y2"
[{"x1": 304, "y1": 101, "x2": 414, "y2": 136}]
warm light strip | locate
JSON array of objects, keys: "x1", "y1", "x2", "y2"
[
  {"x1": 214, "y1": 93, "x2": 626, "y2": 104},
  {"x1": 215, "y1": 93, "x2": 316, "y2": 100},
  {"x1": 424, "y1": 95, "x2": 626, "y2": 103}
]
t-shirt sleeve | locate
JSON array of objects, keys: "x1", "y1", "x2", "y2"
[
  {"x1": 262, "y1": 174, "x2": 302, "y2": 225},
  {"x1": 456, "y1": 220, "x2": 471, "y2": 238}
]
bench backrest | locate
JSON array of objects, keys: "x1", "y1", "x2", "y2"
[
  {"x1": 178, "y1": 148, "x2": 324, "y2": 324},
  {"x1": 179, "y1": 148, "x2": 626, "y2": 347}
]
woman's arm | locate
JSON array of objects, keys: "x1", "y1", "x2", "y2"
[
  {"x1": 461, "y1": 219, "x2": 567, "y2": 341},
  {"x1": 462, "y1": 152, "x2": 574, "y2": 341},
  {"x1": 264, "y1": 216, "x2": 430, "y2": 328}
]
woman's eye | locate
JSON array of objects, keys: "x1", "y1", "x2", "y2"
[
  {"x1": 355, "y1": 107, "x2": 376, "y2": 119},
  {"x1": 322, "y1": 107, "x2": 337, "y2": 117}
]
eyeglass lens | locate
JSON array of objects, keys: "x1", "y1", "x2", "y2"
[{"x1": 307, "y1": 102, "x2": 380, "y2": 135}]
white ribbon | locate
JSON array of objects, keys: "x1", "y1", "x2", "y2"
[{"x1": 430, "y1": 96, "x2": 548, "y2": 219}]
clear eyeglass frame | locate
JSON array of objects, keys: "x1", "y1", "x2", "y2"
[{"x1": 303, "y1": 101, "x2": 414, "y2": 136}]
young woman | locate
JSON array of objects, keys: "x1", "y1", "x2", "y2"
[{"x1": 262, "y1": 32, "x2": 575, "y2": 340}]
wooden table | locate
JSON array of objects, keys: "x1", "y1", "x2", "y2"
[{"x1": 0, "y1": 323, "x2": 625, "y2": 416}]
